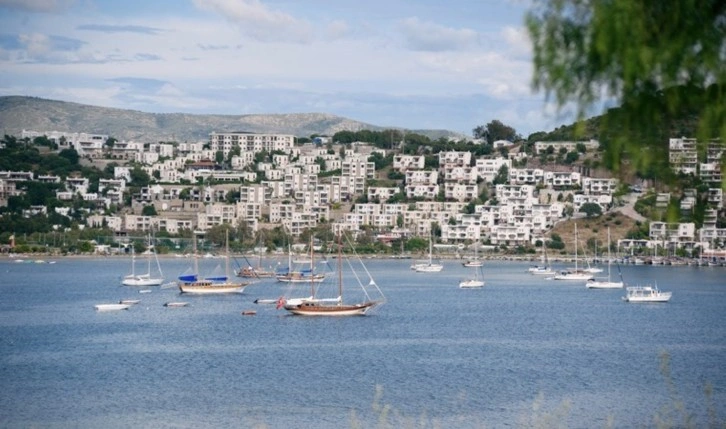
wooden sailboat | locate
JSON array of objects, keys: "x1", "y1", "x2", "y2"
[
  {"x1": 586, "y1": 227, "x2": 624, "y2": 289},
  {"x1": 178, "y1": 231, "x2": 249, "y2": 294},
  {"x1": 237, "y1": 236, "x2": 275, "y2": 278},
  {"x1": 122, "y1": 234, "x2": 164, "y2": 286},
  {"x1": 280, "y1": 234, "x2": 385, "y2": 316},
  {"x1": 275, "y1": 240, "x2": 325, "y2": 283}
]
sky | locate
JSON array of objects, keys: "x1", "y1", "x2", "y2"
[{"x1": 0, "y1": 0, "x2": 575, "y2": 137}]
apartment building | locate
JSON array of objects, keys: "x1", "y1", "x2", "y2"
[
  {"x1": 669, "y1": 137, "x2": 698, "y2": 175},
  {"x1": 209, "y1": 132, "x2": 295, "y2": 156},
  {"x1": 393, "y1": 154, "x2": 425, "y2": 171},
  {"x1": 476, "y1": 158, "x2": 511, "y2": 183}
]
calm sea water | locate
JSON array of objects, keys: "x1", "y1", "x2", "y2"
[{"x1": 0, "y1": 257, "x2": 724, "y2": 428}]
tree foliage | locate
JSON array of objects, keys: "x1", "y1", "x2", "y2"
[
  {"x1": 473, "y1": 120, "x2": 520, "y2": 144},
  {"x1": 527, "y1": 0, "x2": 726, "y2": 183}
]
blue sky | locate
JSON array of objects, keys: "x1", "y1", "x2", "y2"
[{"x1": 0, "y1": 0, "x2": 574, "y2": 137}]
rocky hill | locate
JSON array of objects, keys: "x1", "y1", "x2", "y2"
[{"x1": 0, "y1": 96, "x2": 464, "y2": 142}]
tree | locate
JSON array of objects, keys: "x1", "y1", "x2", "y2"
[
  {"x1": 141, "y1": 205, "x2": 157, "y2": 216},
  {"x1": 58, "y1": 148, "x2": 79, "y2": 165},
  {"x1": 473, "y1": 120, "x2": 520, "y2": 144},
  {"x1": 527, "y1": 0, "x2": 726, "y2": 183},
  {"x1": 579, "y1": 202, "x2": 603, "y2": 218}
]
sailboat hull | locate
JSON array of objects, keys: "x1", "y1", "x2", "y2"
[
  {"x1": 178, "y1": 281, "x2": 248, "y2": 294},
  {"x1": 284, "y1": 301, "x2": 378, "y2": 316},
  {"x1": 586, "y1": 280, "x2": 624, "y2": 289},
  {"x1": 122, "y1": 275, "x2": 164, "y2": 287}
]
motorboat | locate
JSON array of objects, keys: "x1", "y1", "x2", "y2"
[{"x1": 622, "y1": 285, "x2": 672, "y2": 303}]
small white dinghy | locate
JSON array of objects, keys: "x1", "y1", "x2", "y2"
[
  {"x1": 94, "y1": 303, "x2": 130, "y2": 311},
  {"x1": 164, "y1": 302, "x2": 189, "y2": 308}
]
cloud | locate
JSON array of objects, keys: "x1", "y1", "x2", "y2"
[
  {"x1": 501, "y1": 25, "x2": 531, "y2": 57},
  {"x1": 15, "y1": 33, "x2": 85, "y2": 59},
  {"x1": 192, "y1": 0, "x2": 313, "y2": 44},
  {"x1": 398, "y1": 17, "x2": 479, "y2": 52},
  {"x1": 107, "y1": 77, "x2": 169, "y2": 92},
  {"x1": 0, "y1": 0, "x2": 75, "y2": 13},
  {"x1": 326, "y1": 20, "x2": 350, "y2": 40},
  {"x1": 76, "y1": 24, "x2": 164, "y2": 35}
]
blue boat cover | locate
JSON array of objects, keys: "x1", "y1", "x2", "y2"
[{"x1": 178, "y1": 274, "x2": 197, "y2": 282}]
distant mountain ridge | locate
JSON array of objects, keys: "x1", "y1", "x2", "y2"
[{"x1": 0, "y1": 96, "x2": 465, "y2": 142}]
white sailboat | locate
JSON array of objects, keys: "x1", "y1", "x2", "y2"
[
  {"x1": 411, "y1": 231, "x2": 443, "y2": 272},
  {"x1": 462, "y1": 243, "x2": 484, "y2": 267},
  {"x1": 459, "y1": 265, "x2": 485, "y2": 288},
  {"x1": 528, "y1": 238, "x2": 555, "y2": 275},
  {"x1": 280, "y1": 233, "x2": 385, "y2": 316},
  {"x1": 586, "y1": 228, "x2": 624, "y2": 289},
  {"x1": 178, "y1": 231, "x2": 249, "y2": 294},
  {"x1": 122, "y1": 235, "x2": 164, "y2": 286},
  {"x1": 554, "y1": 223, "x2": 594, "y2": 281}
]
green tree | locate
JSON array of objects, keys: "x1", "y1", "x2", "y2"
[
  {"x1": 579, "y1": 202, "x2": 603, "y2": 218},
  {"x1": 141, "y1": 205, "x2": 157, "y2": 216},
  {"x1": 527, "y1": 0, "x2": 726, "y2": 183},
  {"x1": 473, "y1": 120, "x2": 520, "y2": 144}
]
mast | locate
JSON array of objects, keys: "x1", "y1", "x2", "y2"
[
  {"x1": 338, "y1": 233, "x2": 343, "y2": 300},
  {"x1": 146, "y1": 233, "x2": 152, "y2": 276},
  {"x1": 225, "y1": 229, "x2": 230, "y2": 279},
  {"x1": 606, "y1": 228, "x2": 611, "y2": 281},
  {"x1": 575, "y1": 222, "x2": 578, "y2": 272},
  {"x1": 309, "y1": 235, "x2": 315, "y2": 297},
  {"x1": 193, "y1": 233, "x2": 198, "y2": 275}
]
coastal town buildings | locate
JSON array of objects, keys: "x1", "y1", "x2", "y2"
[{"x1": 4, "y1": 130, "x2": 724, "y2": 257}]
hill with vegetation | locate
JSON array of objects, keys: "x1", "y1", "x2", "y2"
[{"x1": 0, "y1": 96, "x2": 466, "y2": 142}]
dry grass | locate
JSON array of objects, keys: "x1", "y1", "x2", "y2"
[{"x1": 549, "y1": 212, "x2": 639, "y2": 254}]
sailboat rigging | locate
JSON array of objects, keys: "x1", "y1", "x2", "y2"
[
  {"x1": 178, "y1": 231, "x2": 249, "y2": 294},
  {"x1": 122, "y1": 234, "x2": 164, "y2": 286},
  {"x1": 410, "y1": 230, "x2": 443, "y2": 272},
  {"x1": 586, "y1": 227, "x2": 624, "y2": 289},
  {"x1": 279, "y1": 233, "x2": 385, "y2": 316}
]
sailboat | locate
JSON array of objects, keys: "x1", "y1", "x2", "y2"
[
  {"x1": 528, "y1": 238, "x2": 555, "y2": 275},
  {"x1": 586, "y1": 228, "x2": 624, "y2": 289},
  {"x1": 459, "y1": 265, "x2": 485, "y2": 288},
  {"x1": 237, "y1": 236, "x2": 275, "y2": 278},
  {"x1": 178, "y1": 231, "x2": 249, "y2": 294},
  {"x1": 553, "y1": 223, "x2": 594, "y2": 280},
  {"x1": 462, "y1": 243, "x2": 484, "y2": 267},
  {"x1": 275, "y1": 241, "x2": 325, "y2": 283},
  {"x1": 122, "y1": 235, "x2": 164, "y2": 286},
  {"x1": 410, "y1": 231, "x2": 443, "y2": 272},
  {"x1": 280, "y1": 233, "x2": 385, "y2": 316}
]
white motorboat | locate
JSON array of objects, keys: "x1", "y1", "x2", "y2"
[
  {"x1": 94, "y1": 303, "x2": 130, "y2": 311},
  {"x1": 164, "y1": 302, "x2": 189, "y2": 307},
  {"x1": 119, "y1": 299, "x2": 141, "y2": 305},
  {"x1": 622, "y1": 285, "x2": 672, "y2": 302}
]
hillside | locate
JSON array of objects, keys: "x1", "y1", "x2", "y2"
[{"x1": 0, "y1": 96, "x2": 464, "y2": 142}]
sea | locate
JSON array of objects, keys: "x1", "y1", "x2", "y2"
[{"x1": 1, "y1": 256, "x2": 725, "y2": 428}]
